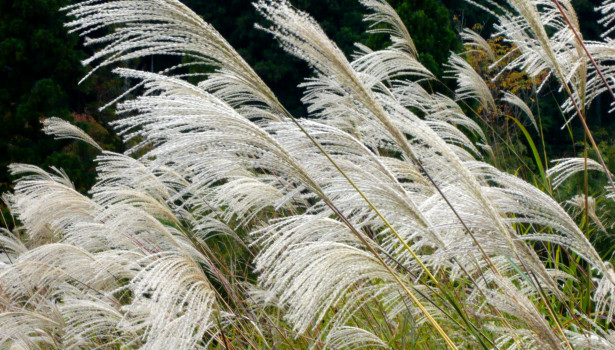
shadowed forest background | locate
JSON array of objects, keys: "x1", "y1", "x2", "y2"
[{"x1": 2, "y1": 0, "x2": 612, "y2": 194}]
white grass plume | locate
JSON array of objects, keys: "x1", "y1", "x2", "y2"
[
  {"x1": 255, "y1": 0, "x2": 425, "y2": 164},
  {"x1": 547, "y1": 157, "x2": 609, "y2": 189},
  {"x1": 566, "y1": 195, "x2": 607, "y2": 232},
  {"x1": 253, "y1": 215, "x2": 398, "y2": 334},
  {"x1": 501, "y1": 91, "x2": 539, "y2": 132},
  {"x1": 446, "y1": 53, "x2": 496, "y2": 112},
  {"x1": 324, "y1": 326, "x2": 389, "y2": 350},
  {"x1": 42, "y1": 117, "x2": 103, "y2": 151},
  {"x1": 598, "y1": 0, "x2": 615, "y2": 37},
  {"x1": 359, "y1": 0, "x2": 418, "y2": 58},
  {"x1": 3, "y1": 159, "x2": 223, "y2": 349},
  {"x1": 480, "y1": 0, "x2": 593, "y2": 117},
  {"x1": 461, "y1": 27, "x2": 496, "y2": 61},
  {"x1": 120, "y1": 253, "x2": 216, "y2": 349}
]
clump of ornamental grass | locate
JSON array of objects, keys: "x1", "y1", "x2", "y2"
[{"x1": 4, "y1": 0, "x2": 615, "y2": 349}]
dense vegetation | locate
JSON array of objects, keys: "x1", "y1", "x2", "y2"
[{"x1": 4, "y1": 0, "x2": 615, "y2": 349}]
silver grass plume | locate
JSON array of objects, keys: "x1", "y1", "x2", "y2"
[
  {"x1": 324, "y1": 326, "x2": 389, "y2": 349},
  {"x1": 461, "y1": 27, "x2": 497, "y2": 61},
  {"x1": 359, "y1": 0, "x2": 418, "y2": 58},
  {"x1": 254, "y1": 0, "x2": 615, "y2": 344},
  {"x1": 501, "y1": 91, "x2": 539, "y2": 132},
  {"x1": 42, "y1": 117, "x2": 103, "y2": 151},
  {"x1": 446, "y1": 53, "x2": 497, "y2": 112},
  {"x1": 478, "y1": 0, "x2": 596, "y2": 119},
  {"x1": 566, "y1": 195, "x2": 607, "y2": 232},
  {"x1": 254, "y1": 0, "x2": 429, "y2": 163},
  {"x1": 598, "y1": 0, "x2": 615, "y2": 37},
  {"x1": 1, "y1": 160, "x2": 221, "y2": 348},
  {"x1": 547, "y1": 157, "x2": 610, "y2": 189}
]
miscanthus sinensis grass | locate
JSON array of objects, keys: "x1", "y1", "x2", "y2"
[{"x1": 4, "y1": 0, "x2": 615, "y2": 348}]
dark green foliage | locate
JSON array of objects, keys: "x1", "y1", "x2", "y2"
[
  {"x1": 1, "y1": 0, "x2": 78, "y2": 191},
  {"x1": 382, "y1": 0, "x2": 461, "y2": 77},
  {"x1": 573, "y1": 0, "x2": 604, "y2": 40},
  {"x1": 0, "y1": 0, "x2": 122, "y2": 193}
]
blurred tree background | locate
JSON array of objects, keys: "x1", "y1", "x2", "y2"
[
  {"x1": 0, "y1": 0, "x2": 123, "y2": 194},
  {"x1": 0, "y1": 0, "x2": 610, "y2": 196}
]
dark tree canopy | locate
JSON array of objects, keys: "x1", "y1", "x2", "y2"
[{"x1": 0, "y1": 0, "x2": 122, "y2": 193}]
